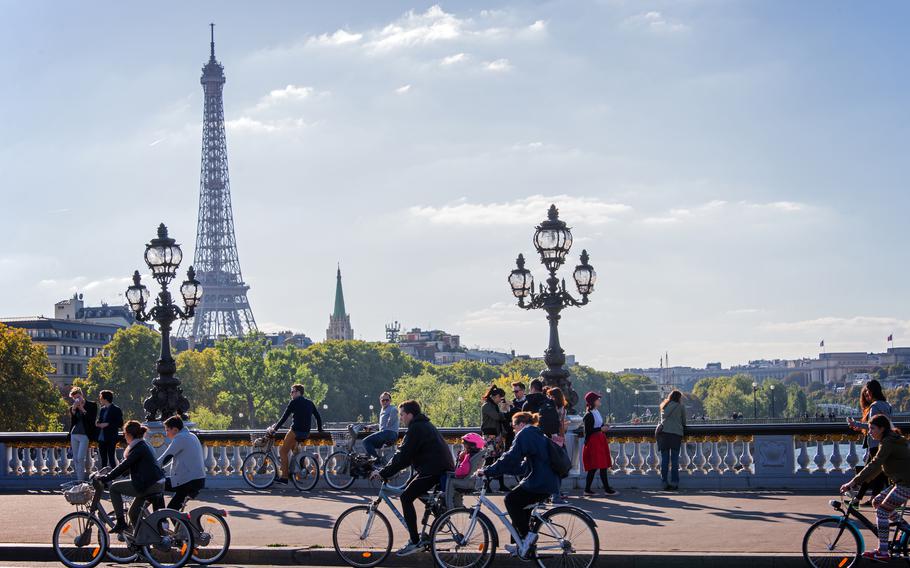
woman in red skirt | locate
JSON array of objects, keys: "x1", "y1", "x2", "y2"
[{"x1": 582, "y1": 391, "x2": 618, "y2": 496}]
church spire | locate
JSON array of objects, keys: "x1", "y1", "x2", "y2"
[
  {"x1": 333, "y1": 264, "x2": 346, "y2": 319},
  {"x1": 327, "y1": 264, "x2": 354, "y2": 341}
]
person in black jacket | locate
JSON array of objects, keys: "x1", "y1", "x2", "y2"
[
  {"x1": 522, "y1": 379, "x2": 547, "y2": 414},
  {"x1": 100, "y1": 420, "x2": 166, "y2": 534},
  {"x1": 268, "y1": 383, "x2": 325, "y2": 484},
  {"x1": 373, "y1": 400, "x2": 454, "y2": 557},
  {"x1": 67, "y1": 387, "x2": 98, "y2": 482},
  {"x1": 95, "y1": 390, "x2": 123, "y2": 468}
]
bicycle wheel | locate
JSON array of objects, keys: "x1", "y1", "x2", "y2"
[
  {"x1": 291, "y1": 453, "x2": 321, "y2": 491},
  {"x1": 802, "y1": 517, "x2": 861, "y2": 568},
  {"x1": 105, "y1": 526, "x2": 140, "y2": 563},
  {"x1": 52, "y1": 511, "x2": 109, "y2": 568},
  {"x1": 241, "y1": 451, "x2": 277, "y2": 489},
  {"x1": 430, "y1": 507, "x2": 495, "y2": 568},
  {"x1": 325, "y1": 451, "x2": 356, "y2": 490},
  {"x1": 141, "y1": 511, "x2": 195, "y2": 568},
  {"x1": 333, "y1": 505, "x2": 392, "y2": 568},
  {"x1": 533, "y1": 507, "x2": 599, "y2": 568},
  {"x1": 384, "y1": 465, "x2": 412, "y2": 491},
  {"x1": 191, "y1": 511, "x2": 231, "y2": 565}
]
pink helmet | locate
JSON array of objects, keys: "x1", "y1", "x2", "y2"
[{"x1": 462, "y1": 432, "x2": 486, "y2": 449}]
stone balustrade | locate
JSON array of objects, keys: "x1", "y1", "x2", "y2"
[{"x1": 0, "y1": 423, "x2": 880, "y2": 490}]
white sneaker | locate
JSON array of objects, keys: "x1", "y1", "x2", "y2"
[{"x1": 395, "y1": 541, "x2": 422, "y2": 557}]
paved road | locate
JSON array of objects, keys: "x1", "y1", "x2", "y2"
[{"x1": 0, "y1": 487, "x2": 838, "y2": 553}]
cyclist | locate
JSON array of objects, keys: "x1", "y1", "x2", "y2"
[
  {"x1": 99, "y1": 420, "x2": 166, "y2": 534},
  {"x1": 363, "y1": 392, "x2": 399, "y2": 461},
  {"x1": 268, "y1": 383, "x2": 324, "y2": 485},
  {"x1": 840, "y1": 414, "x2": 910, "y2": 562},
  {"x1": 478, "y1": 411, "x2": 559, "y2": 556},
  {"x1": 371, "y1": 399, "x2": 454, "y2": 557},
  {"x1": 159, "y1": 415, "x2": 206, "y2": 511}
]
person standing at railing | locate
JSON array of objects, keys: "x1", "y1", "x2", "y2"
[
  {"x1": 481, "y1": 384, "x2": 510, "y2": 493},
  {"x1": 67, "y1": 387, "x2": 97, "y2": 482},
  {"x1": 582, "y1": 391, "x2": 617, "y2": 496},
  {"x1": 840, "y1": 414, "x2": 910, "y2": 562},
  {"x1": 95, "y1": 390, "x2": 123, "y2": 469},
  {"x1": 267, "y1": 383, "x2": 324, "y2": 485},
  {"x1": 657, "y1": 390, "x2": 686, "y2": 491},
  {"x1": 849, "y1": 379, "x2": 892, "y2": 506},
  {"x1": 363, "y1": 392, "x2": 399, "y2": 462}
]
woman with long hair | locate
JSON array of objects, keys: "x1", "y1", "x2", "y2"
[
  {"x1": 657, "y1": 390, "x2": 687, "y2": 491},
  {"x1": 480, "y1": 383, "x2": 509, "y2": 492},
  {"x1": 842, "y1": 414, "x2": 910, "y2": 561},
  {"x1": 546, "y1": 387, "x2": 570, "y2": 503},
  {"x1": 582, "y1": 391, "x2": 617, "y2": 496},
  {"x1": 849, "y1": 379, "x2": 893, "y2": 505}
]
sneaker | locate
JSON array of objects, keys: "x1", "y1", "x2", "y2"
[
  {"x1": 661, "y1": 482, "x2": 670, "y2": 491},
  {"x1": 583, "y1": 489, "x2": 596, "y2": 496},
  {"x1": 109, "y1": 521, "x2": 128, "y2": 534},
  {"x1": 862, "y1": 550, "x2": 890, "y2": 562},
  {"x1": 274, "y1": 477, "x2": 289, "y2": 485},
  {"x1": 395, "y1": 541, "x2": 422, "y2": 557},
  {"x1": 668, "y1": 485, "x2": 679, "y2": 491},
  {"x1": 552, "y1": 496, "x2": 568, "y2": 505},
  {"x1": 604, "y1": 488, "x2": 619, "y2": 497}
]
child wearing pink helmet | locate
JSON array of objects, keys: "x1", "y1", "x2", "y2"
[{"x1": 448, "y1": 433, "x2": 487, "y2": 508}]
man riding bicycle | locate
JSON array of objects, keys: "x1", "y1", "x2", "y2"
[
  {"x1": 840, "y1": 414, "x2": 910, "y2": 561},
  {"x1": 363, "y1": 392, "x2": 399, "y2": 461},
  {"x1": 371, "y1": 399, "x2": 454, "y2": 557},
  {"x1": 159, "y1": 415, "x2": 206, "y2": 511},
  {"x1": 479, "y1": 411, "x2": 559, "y2": 556},
  {"x1": 268, "y1": 383, "x2": 324, "y2": 485}
]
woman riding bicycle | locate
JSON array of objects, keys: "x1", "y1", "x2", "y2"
[
  {"x1": 840, "y1": 414, "x2": 910, "y2": 561},
  {"x1": 99, "y1": 420, "x2": 166, "y2": 534},
  {"x1": 479, "y1": 411, "x2": 559, "y2": 556}
]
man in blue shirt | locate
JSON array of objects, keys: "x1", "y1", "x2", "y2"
[
  {"x1": 268, "y1": 384, "x2": 324, "y2": 484},
  {"x1": 363, "y1": 392, "x2": 399, "y2": 461}
]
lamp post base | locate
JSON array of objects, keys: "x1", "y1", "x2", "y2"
[{"x1": 143, "y1": 379, "x2": 190, "y2": 422}]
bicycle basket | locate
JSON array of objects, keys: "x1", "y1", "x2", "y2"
[
  {"x1": 251, "y1": 434, "x2": 269, "y2": 448},
  {"x1": 64, "y1": 482, "x2": 94, "y2": 505}
]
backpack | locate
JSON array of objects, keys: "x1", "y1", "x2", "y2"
[
  {"x1": 547, "y1": 437, "x2": 572, "y2": 477},
  {"x1": 538, "y1": 399, "x2": 560, "y2": 436}
]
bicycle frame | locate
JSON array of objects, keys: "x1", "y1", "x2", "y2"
[
  {"x1": 360, "y1": 483, "x2": 441, "y2": 541},
  {"x1": 827, "y1": 494, "x2": 910, "y2": 555}
]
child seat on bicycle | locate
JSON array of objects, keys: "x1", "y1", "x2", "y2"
[{"x1": 447, "y1": 433, "x2": 487, "y2": 509}]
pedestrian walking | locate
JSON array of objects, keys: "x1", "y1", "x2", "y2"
[
  {"x1": 849, "y1": 379, "x2": 893, "y2": 506},
  {"x1": 656, "y1": 390, "x2": 686, "y2": 491},
  {"x1": 582, "y1": 391, "x2": 617, "y2": 496}
]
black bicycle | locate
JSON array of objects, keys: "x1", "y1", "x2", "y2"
[{"x1": 803, "y1": 491, "x2": 910, "y2": 567}]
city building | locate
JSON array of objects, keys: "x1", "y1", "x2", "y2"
[
  {"x1": 265, "y1": 331, "x2": 314, "y2": 349},
  {"x1": 395, "y1": 328, "x2": 460, "y2": 362},
  {"x1": 326, "y1": 266, "x2": 354, "y2": 341}
]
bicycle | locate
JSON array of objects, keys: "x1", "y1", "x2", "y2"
[
  {"x1": 332, "y1": 479, "x2": 448, "y2": 567},
  {"x1": 52, "y1": 472, "x2": 195, "y2": 568},
  {"x1": 429, "y1": 482, "x2": 600, "y2": 568},
  {"x1": 323, "y1": 423, "x2": 411, "y2": 491},
  {"x1": 240, "y1": 431, "x2": 321, "y2": 491},
  {"x1": 803, "y1": 490, "x2": 910, "y2": 567}
]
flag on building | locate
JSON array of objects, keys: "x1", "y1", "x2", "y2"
[
  {"x1": 888, "y1": 334, "x2": 893, "y2": 342},
  {"x1": 819, "y1": 340, "x2": 825, "y2": 348}
]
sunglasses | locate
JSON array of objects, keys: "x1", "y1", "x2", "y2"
[{"x1": 380, "y1": 399, "x2": 390, "y2": 403}]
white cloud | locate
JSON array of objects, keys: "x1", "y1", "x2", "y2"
[
  {"x1": 458, "y1": 302, "x2": 534, "y2": 328},
  {"x1": 253, "y1": 84, "x2": 319, "y2": 111},
  {"x1": 641, "y1": 200, "x2": 808, "y2": 224},
  {"x1": 366, "y1": 5, "x2": 465, "y2": 53},
  {"x1": 440, "y1": 52, "x2": 468, "y2": 66},
  {"x1": 528, "y1": 20, "x2": 547, "y2": 32},
  {"x1": 726, "y1": 308, "x2": 762, "y2": 315},
  {"x1": 395, "y1": 84, "x2": 412, "y2": 94},
  {"x1": 484, "y1": 58, "x2": 512, "y2": 72},
  {"x1": 409, "y1": 195, "x2": 632, "y2": 226},
  {"x1": 307, "y1": 29, "x2": 363, "y2": 47},
  {"x1": 762, "y1": 316, "x2": 910, "y2": 333},
  {"x1": 225, "y1": 116, "x2": 306, "y2": 133},
  {"x1": 625, "y1": 11, "x2": 689, "y2": 33}
]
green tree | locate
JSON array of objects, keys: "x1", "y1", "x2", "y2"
[
  {"x1": 0, "y1": 323, "x2": 67, "y2": 431},
  {"x1": 188, "y1": 406, "x2": 232, "y2": 430},
  {"x1": 176, "y1": 348, "x2": 218, "y2": 410},
  {"x1": 211, "y1": 333, "x2": 271, "y2": 428},
  {"x1": 786, "y1": 385, "x2": 809, "y2": 418},
  {"x1": 77, "y1": 325, "x2": 159, "y2": 420}
]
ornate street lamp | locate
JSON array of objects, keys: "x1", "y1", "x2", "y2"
[
  {"x1": 769, "y1": 384, "x2": 776, "y2": 419},
  {"x1": 509, "y1": 205, "x2": 596, "y2": 412},
  {"x1": 126, "y1": 224, "x2": 202, "y2": 421}
]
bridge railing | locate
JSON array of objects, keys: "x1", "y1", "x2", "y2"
[{"x1": 0, "y1": 423, "x2": 878, "y2": 490}]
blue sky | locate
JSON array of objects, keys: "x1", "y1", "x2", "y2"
[{"x1": 1, "y1": 1, "x2": 907, "y2": 370}]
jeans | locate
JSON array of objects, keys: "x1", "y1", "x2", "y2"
[
  {"x1": 70, "y1": 434, "x2": 90, "y2": 481},
  {"x1": 110, "y1": 479, "x2": 165, "y2": 526},
  {"x1": 98, "y1": 441, "x2": 117, "y2": 469},
  {"x1": 660, "y1": 447, "x2": 681, "y2": 484},
  {"x1": 165, "y1": 477, "x2": 206, "y2": 511},
  {"x1": 400, "y1": 474, "x2": 439, "y2": 544},
  {"x1": 363, "y1": 430, "x2": 398, "y2": 459},
  {"x1": 505, "y1": 488, "x2": 549, "y2": 538}
]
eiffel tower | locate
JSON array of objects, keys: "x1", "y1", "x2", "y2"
[{"x1": 178, "y1": 24, "x2": 257, "y2": 347}]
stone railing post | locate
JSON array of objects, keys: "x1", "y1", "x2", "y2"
[{"x1": 752, "y1": 434, "x2": 796, "y2": 489}]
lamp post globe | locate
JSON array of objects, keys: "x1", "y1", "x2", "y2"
[
  {"x1": 125, "y1": 224, "x2": 201, "y2": 421},
  {"x1": 509, "y1": 204, "x2": 595, "y2": 413}
]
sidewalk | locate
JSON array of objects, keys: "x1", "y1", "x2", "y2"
[{"x1": 0, "y1": 487, "x2": 839, "y2": 563}]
